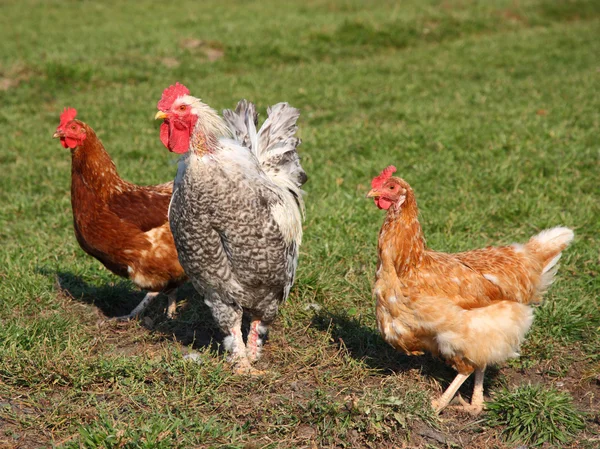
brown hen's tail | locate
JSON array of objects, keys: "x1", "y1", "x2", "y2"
[{"x1": 526, "y1": 227, "x2": 574, "y2": 294}]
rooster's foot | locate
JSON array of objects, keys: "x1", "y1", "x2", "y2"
[
  {"x1": 232, "y1": 359, "x2": 265, "y2": 376},
  {"x1": 234, "y1": 366, "x2": 266, "y2": 376}
]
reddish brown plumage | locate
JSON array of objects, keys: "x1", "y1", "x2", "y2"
[
  {"x1": 370, "y1": 174, "x2": 574, "y2": 413},
  {"x1": 56, "y1": 116, "x2": 186, "y2": 317}
]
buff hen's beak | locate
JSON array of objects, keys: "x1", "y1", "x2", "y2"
[{"x1": 155, "y1": 111, "x2": 168, "y2": 120}]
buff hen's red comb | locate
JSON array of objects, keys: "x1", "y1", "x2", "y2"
[
  {"x1": 157, "y1": 83, "x2": 190, "y2": 111},
  {"x1": 59, "y1": 107, "x2": 77, "y2": 130},
  {"x1": 371, "y1": 165, "x2": 397, "y2": 189}
]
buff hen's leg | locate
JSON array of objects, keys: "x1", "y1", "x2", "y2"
[
  {"x1": 431, "y1": 372, "x2": 471, "y2": 414},
  {"x1": 457, "y1": 368, "x2": 485, "y2": 415}
]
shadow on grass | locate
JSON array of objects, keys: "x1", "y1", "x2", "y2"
[
  {"x1": 40, "y1": 268, "x2": 221, "y2": 351},
  {"x1": 311, "y1": 309, "x2": 501, "y2": 400}
]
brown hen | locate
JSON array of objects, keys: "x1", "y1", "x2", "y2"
[{"x1": 53, "y1": 108, "x2": 186, "y2": 320}]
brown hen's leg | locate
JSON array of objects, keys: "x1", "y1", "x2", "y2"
[
  {"x1": 166, "y1": 290, "x2": 177, "y2": 319},
  {"x1": 431, "y1": 372, "x2": 471, "y2": 414},
  {"x1": 114, "y1": 291, "x2": 159, "y2": 321},
  {"x1": 246, "y1": 319, "x2": 266, "y2": 363}
]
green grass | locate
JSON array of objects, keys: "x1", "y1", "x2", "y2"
[
  {"x1": 1, "y1": 0, "x2": 599, "y2": 448},
  {"x1": 487, "y1": 384, "x2": 586, "y2": 447}
]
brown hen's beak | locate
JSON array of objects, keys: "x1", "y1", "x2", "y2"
[
  {"x1": 52, "y1": 130, "x2": 64, "y2": 139},
  {"x1": 155, "y1": 111, "x2": 168, "y2": 120},
  {"x1": 366, "y1": 189, "x2": 380, "y2": 198}
]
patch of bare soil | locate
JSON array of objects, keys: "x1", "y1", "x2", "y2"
[
  {"x1": 179, "y1": 38, "x2": 225, "y2": 62},
  {"x1": 0, "y1": 410, "x2": 50, "y2": 449},
  {"x1": 0, "y1": 63, "x2": 33, "y2": 92}
]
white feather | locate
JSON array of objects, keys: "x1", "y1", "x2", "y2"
[{"x1": 531, "y1": 227, "x2": 574, "y2": 248}]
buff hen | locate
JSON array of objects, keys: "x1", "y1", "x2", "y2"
[{"x1": 368, "y1": 165, "x2": 573, "y2": 414}]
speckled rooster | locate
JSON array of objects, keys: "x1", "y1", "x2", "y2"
[
  {"x1": 368, "y1": 166, "x2": 574, "y2": 414},
  {"x1": 155, "y1": 83, "x2": 306, "y2": 374}
]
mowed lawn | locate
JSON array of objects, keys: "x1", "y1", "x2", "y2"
[{"x1": 1, "y1": 0, "x2": 599, "y2": 447}]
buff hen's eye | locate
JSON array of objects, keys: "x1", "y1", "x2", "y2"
[{"x1": 178, "y1": 105, "x2": 187, "y2": 111}]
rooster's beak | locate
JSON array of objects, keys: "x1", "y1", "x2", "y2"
[
  {"x1": 155, "y1": 111, "x2": 168, "y2": 120},
  {"x1": 52, "y1": 130, "x2": 64, "y2": 139},
  {"x1": 366, "y1": 189, "x2": 380, "y2": 198}
]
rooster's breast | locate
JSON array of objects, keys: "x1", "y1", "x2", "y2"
[{"x1": 169, "y1": 162, "x2": 296, "y2": 310}]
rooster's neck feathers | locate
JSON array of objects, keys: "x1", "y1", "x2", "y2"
[{"x1": 186, "y1": 97, "x2": 231, "y2": 155}]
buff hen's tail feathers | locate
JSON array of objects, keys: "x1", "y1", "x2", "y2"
[{"x1": 526, "y1": 226, "x2": 574, "y2": 295}]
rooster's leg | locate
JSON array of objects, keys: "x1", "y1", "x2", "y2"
[
  {"x1": 212, "y1": 301, "x2": 264, "y2": 375},
  {"x1": 166, "y1": 289, "x2": 177, "y2": 319},
  {"x1": 222, "y1": 315, "x2": 262, "y2": 375},
  {"x1": 223, "y1": 314, "x2": 246, "y2": 360},
  {"x1": 114, "y1": 291, "x2": 160, "y2": 321},
  {"x1": 227, "y1": 325, "x2": 263, "y2": 375},
  {"x1": 247, "y1": 319, "x2": 267, "y2": 362},
  {"x1": 431, "y1": 372, "x2": 471, "y2": 414}
]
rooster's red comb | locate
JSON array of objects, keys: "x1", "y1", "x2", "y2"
[
  {"x1": 157, "y1": 82, "x2": 190, "y2": 111},
  {"x1": 371, "y1": 165, "x2": 397, "y2": 189},
  {"x1": 59, "y1": 107, "x2": 77, "y2": 129}
]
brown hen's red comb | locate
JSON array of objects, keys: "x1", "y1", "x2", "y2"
[
  {"x1": 157, "y1": 82, "x2": 190, "y2": 111},
  {"x1": 371, "y1": 165, "x2": 397, "y2": 189},
  {"x1": 59, "y1": 107, "x2": 77, "y2": 129}
]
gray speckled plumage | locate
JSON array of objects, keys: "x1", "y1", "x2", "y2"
[
  {"x1": 168, "y1": 99, "x2": 306, "y2": 370},
  {"x1": 171, "y1": 155, "x2": 296, "y2": 329}
]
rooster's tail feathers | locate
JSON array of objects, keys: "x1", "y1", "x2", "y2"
[
  {"x1": 257, "y1": 102, "x2": 306, "y2": 188},
  {"x1": 224, "y1": 100, "x2": 307, "y2": 190},
  {"x1": 222, "y1": 100, "x2": 258, "y2": 151},
  {"x1": 527, "y1": 226, "x2": 574, "y2": 294}
]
